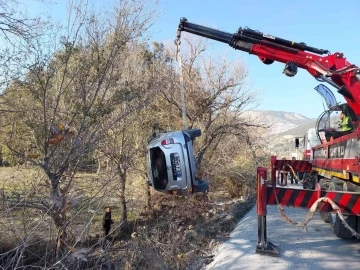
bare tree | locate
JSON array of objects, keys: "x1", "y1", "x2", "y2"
[
  {"x1": 0, "y1": 0, "x2": 158, "y2": 263},
  {"x1": 97, "y1": 41, "x2": 162, "y2": 228},
  {"x1": 0, "y1": 0, "x2": 49, "y2": 95},
  {"x1": 0, "y1": 0, "x2": 46, "y2": 40},
  {"x1": 162, "y1": 36, "x2": 264, "y2": 173}
]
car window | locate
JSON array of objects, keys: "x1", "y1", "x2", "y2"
[{"x1": 150, "y1": 147, "x2": 168, "y2": 190}]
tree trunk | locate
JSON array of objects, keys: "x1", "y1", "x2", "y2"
[
  {"x1": 196, "y1": 147, "x2": 207, "y2": 169},
  {"x1": 195, "y1": 134, "x2": 214, "y2": 169},
  {"x1": 53, "y1": 212, "x2": 67, "y2": 260},
  {"x1": 46, "y1": 171, "x2": 68, "y2": 260},
  {"x1": 118, "y1": 171, "x2": 127, "y2": 224},
  {"x1": 145, "y1": 180, "x2": 151, "y2": 212},
  {"x1": 106, "y1": 159, "x2": 110, "y2": 172},
  {"x1": 96, "y1": 158, "x2": 101, "y2": 174},
  {"x1": 245, "y1": 135, "x2": 258, "y2": 199}
]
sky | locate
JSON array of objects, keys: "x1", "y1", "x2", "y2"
[{"x1": 25, "y1": 0, "x2": 360, "y2": 119}]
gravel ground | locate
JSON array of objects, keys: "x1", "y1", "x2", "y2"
[{"x1": 205, "y1": 203, "x2": 360, "y2": 270}]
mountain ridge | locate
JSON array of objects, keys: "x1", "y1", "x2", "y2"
[
  {"x1": 245, "y1": 109, "x2": 318, "y2": 158},
  {"x1": 244, "y1": 110, "x2": 316, "y2": 135}
]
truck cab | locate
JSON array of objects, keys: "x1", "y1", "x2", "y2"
[{"x1": 313, "y1": 84, "x2": 358, "y2": 143}]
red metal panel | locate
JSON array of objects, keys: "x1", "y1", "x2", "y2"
[
  {"x1": 293, "y1": 189, "x2": 307, "y2": 207},
  {"x1": 273, "y1": 160, "x2": 312, "y2": 172},
  {"x1": 266, "y1": 187, "x2": 277, "y2": 205},
  {"x1": 266, "y1": 187, "x2": 360, "y2": 215},
  {"x1": 338, "y1": 194, "x2": 352, "y2": 211},
  {"x1": 281, "y1": 188, "x2": 294, "y2": 206},
  {"x1": 311, "y1": 158, "x2": 358, "y2": 173},
  {"x1": 257, "y1": 167, "x2": 267, "y2": 216},
  {"x1": 306, "y1": 192, "x2": 319, "y2": 208},
  {"x1": 270, "y1": 156, "x2": 277, "y2": 184},
  {"x1": 325, "y1": 191, "x2": 360, "y2": 215},
  {"x1": 351, "y1": 197, "x2": 360, "y2": 214},
  {"x1": 266, "y1": 187, "x2": 317, "y2": 208}
]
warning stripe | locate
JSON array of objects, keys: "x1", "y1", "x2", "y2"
[
  {"x1": 324, "y1": 191, "x2": 360, "y2": 215},
  {"x1": 282, "y1": 188, "x2": 294, "y2": 206},
  {"x1": 274, "y1": 160, "x2": 312, "y2": 172},
  {"x1": 304, "y1": 189, "x2": 317, "y2": 208},
  {"x1": 293, "y1": 189, "x2": 306, "y2": 207},
  {"x1": 345, "y1": 193, "x2": 360, "y2": 214},
  {"x1": 266, "y1": 188, "x2": 276, "y2": 204},
  {"x1": 287, "y1": 189, "x2": 300, "y2": 206},
  {"x1": 338, "y1": 194, "x2": 351, "y2": 213},
  {"x1": 265, "y1": 187, "x2": 360, "y2": 215},
  {"x1": 266, "y1": 187, "x2": 318, "y2": 208}
]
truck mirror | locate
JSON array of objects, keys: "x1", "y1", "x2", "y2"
[{"x1": 295, "y1": 138, "x2": 299, "y2": 148}]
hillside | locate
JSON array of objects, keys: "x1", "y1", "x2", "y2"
[
  {"x1": 243, "y1": 110, "x2": 315, "y2": 134},
  {"x1": 266, "y1": 119, "x2": 319, "y2": 159},
  {"x1": 243, "y1": 110, "x2": 317, "y2": 158},
  {"x1": 276, "y1": 119, "x2": 317, "y2": 137}
]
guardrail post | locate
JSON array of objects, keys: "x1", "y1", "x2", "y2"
[{"x1": 256, "y1": 167, "x2": 280, "y2": 256}]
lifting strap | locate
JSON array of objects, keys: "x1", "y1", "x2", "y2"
[
  {"x1": 175, "y1": 34, "x2": 188, "y2": 130},
  {"x1": 167, "y1": 80, "x2": 175, "y2": 131}
]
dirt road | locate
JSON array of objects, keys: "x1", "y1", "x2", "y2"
[{"x1": 206, "y1": 203, "x2": 360, "y2": 269}]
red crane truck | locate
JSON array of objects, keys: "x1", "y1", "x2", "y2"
[{"x1": 174, "y1": 17, "x2": 360, "y2": 240}]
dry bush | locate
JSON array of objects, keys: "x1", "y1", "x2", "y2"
[
  {"x1": 124, "y1": 193, "x2": 212, "y2": 269},
  {"x1": 117, "y1": 191, "x2": 254, "y2": 270},
  {"x1": 223, "y1": 170, "x2": 256, "y2": 199},
  {"x1": 0, "y1": 177, "x2": 255, "y2": 270},
  {"x1": 224, "y1": 177, "x2": 246, "y2": 198}
]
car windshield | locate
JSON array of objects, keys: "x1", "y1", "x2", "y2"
[{"x1": 150, "y1": 147, "x2": 168, "y2": 190}]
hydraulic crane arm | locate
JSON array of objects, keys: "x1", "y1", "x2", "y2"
[{"x1": 177, "y1": 18, "x2": 360, "y2": 116}]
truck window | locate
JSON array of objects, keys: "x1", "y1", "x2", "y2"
[{"x1": 150, "y1": 147, "x2": 168, "y2": 190}]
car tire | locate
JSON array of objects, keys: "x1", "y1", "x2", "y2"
[{"x1": 330, "y1": 213, "x2": 357, "y2": 239}]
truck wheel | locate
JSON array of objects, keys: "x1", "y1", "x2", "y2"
[
  {"x1": 303, "y1": 174, "x2": 316, "y2": 189},
  {"x1": 320, "y1": 211, "x2": 330, "y2": 223},
  {"x1": 330, "y1": 213, "x2": 357, "y2": 239},
  {"x1": 319, "y1": 178, "x2": 333, "y2": 223}
]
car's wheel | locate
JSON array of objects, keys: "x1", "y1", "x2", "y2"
[
  {"x1": 303, "y1": 174, "x2": 316, "y2": 189},
  {"x1": 327, "y1": 182, "x2": 358, "y2": 239},
  {"x1": 319, "y1": 180, "x2": 335, "y2": 223},
  {"x1": 330, "y1": 213, "x2": 357, "y2": 239}
]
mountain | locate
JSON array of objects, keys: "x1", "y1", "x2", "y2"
[
  {"x1": 266, "y1": 115, "x2": 344, "y2": 158},
  {"x1": 242, "y1": 110, "x2": 318, "y2": 159},
  {"x1": 276, "y1": 119, "x2": 317, "y2": 137},
  {"x1": 243, "y1": 110, "x2": 315, "y2": 134}
]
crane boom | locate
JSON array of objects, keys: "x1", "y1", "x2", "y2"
[
  {"x1": 178, "y1": 18, "x2": 328, "y2": 55},
  {"x1": 177, "y1": 18, "x2": 360, "y2": 116}
]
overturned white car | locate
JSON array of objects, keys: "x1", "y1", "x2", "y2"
[{"x1": 146, "y1": 128, "x2": 209, "y2": 194}]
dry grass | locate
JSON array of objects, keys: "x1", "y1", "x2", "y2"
[{"x1": 0, "y1": 166, "x2": 256, "y2": 269}]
